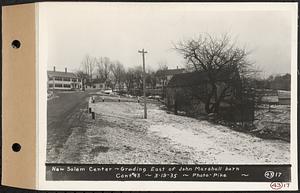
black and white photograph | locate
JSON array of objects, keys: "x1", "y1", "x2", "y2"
[{"x1": 42, "y1": 2, "x2": 297, "y2": 186}]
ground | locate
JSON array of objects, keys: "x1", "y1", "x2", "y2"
[
  {"x1": 253, "y1": 104, "x2": 290, "y2": 142},
  {"x1": 47, "y1": 91, "x2": 290, "y2": 164}
]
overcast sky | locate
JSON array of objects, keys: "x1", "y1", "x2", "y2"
[{"x1": 42, "y1": 2, "x2": 296, "y2": 77}]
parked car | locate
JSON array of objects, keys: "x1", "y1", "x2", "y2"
[
  {"x1": 154, "y1": 95, "x2": 162, "y2": 99},
  {"x1": 104, "y1": 89, "x2": 113, "y2": 95}
]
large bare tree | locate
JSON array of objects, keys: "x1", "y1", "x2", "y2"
[
  {"x1": 76, "y1": 70, "x2": 89, "y2": 90},
  {"x1": 96, "y1": 57, "x2": 111, "y2": 88},
  {"x1": 130, "y1": 66, "x2": 144, "y2": 95},
  {"x1": 146, "y1": 69, "x2": 157, "y2": 89},
  {"x1": 174, "y1": 34, "x2": 253, "y2": 114},
  {"x1": 110, "y1": 61, "x2": 126, "y2": 90},
  {"x1": 81, "y1": 54, "x2": 96, "y2": 80},
  {"x1": 156, "y1": 63, "x2": 169, "y2": 98},
  {"x1": 124, "y1": 68, "x2": 135, "y2": 93}
]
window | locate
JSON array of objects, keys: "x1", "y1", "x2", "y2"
[
  {"x1": 72, "y1": 78, "x2": 77, "y2": 82},
  {"x1": 49, "y1": 77, "x2": 54, "y2": 80},
  {"x1": 55, "y1": 77, "x2": 62, "y2": 81},
  {"x1": 55, "y1": 84, "x2": 62, "y2": 87},
  {"x1": 64, "y1": 78, "x2": 70, "y2": 81},
  {"x1": 48, "y1": 84, "x2": 53, "y2": 87},
  {"x1": 64, "y1": 84, "x2": 71, "y2": 88}
]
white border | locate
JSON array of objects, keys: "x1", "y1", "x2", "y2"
[
  {"x1": 37, "y1": 2, "x2": 298, "y2": 191},
  {"x1": 37, "y1": 2, "x2": 49, "y2": 190},
  {"x1": 289, "y1": 1, "x2": 298, "y2": 190}
]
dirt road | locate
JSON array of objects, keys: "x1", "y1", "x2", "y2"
[
  {"x1": 47, "y1": 91, "x2": 93, "y2": 162},
  {"x1": 47, "y1": 93, "x2": 290, "y2": 164}
]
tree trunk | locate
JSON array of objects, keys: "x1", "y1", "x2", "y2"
[
  {"x1": 213, "y1": 86, "x2": 229, "y2": 113},
  {"x1": 205, "y1": 83, "x2": 217, "y2": 114}
]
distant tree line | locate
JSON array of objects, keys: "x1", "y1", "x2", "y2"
[{"x1": 76, "y1": 54, "x2": 164, "y2": 95}]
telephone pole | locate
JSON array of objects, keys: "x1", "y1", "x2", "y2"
[{"x1": 138, "y1": 49, "x2": 148, "y2": 119}]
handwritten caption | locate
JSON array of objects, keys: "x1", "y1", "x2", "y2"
[
  {"x1": 46, "y1": 164, "x2": 291, "y2": 181},
  {"x1": 50, "y1": 165, "x2": 239, "y2": 180}
]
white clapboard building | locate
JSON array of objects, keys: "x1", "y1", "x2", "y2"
[{"x1": 47, "y1": 67, "x2": 82, "y2": 91}]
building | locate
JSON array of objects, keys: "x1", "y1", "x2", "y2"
[
  {"x1": 165, "y1": 71, "x2": 254, "y2": 122},
  {"x1": 278, "y1": 90, "x2": 290, "y2": 105},
  {"x1": 153, "y1": 67, "x2": 185, "y2": 98},
  {"x1": 155, "y1": 67, "x2": 185, "y2": 88},
  {"x1": 48, "y1": 67, "x2": 82, "y2": 91},
  {"x1": 93, "y1": 80, "x2": 106, "y2": 90},
  {"x1": 113, "y1": 82, "x2": 127, "y2": 93},
  {"x1": 85, "y1": 78, "x2": 106, "y2": 90}
]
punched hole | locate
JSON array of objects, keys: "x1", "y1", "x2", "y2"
[
  {"x1": 12, "y1": 143, "x2": 21, "y2": 152},
  {"x1": 11, "y1": 40, "x2": 21, "y2": 49}
]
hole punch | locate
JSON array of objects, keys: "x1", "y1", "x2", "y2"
[
  {"x1": 12, "y1": 143, "x2": 21, "y2": 152},
  {"x1": 11, "y1": 40, "x2": 21, "y2": 49}
]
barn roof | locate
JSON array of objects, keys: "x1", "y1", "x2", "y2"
[
  {"x1": 168, "y1": 70, "x2": 240, "y2": 88},
  {"x1": 156, "y1": 68, "x2": 185, "y2": 77},
  {"x1": 168, "y1": 72, "x2": 208, "y2": 87}
]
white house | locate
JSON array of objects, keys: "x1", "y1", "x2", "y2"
[{"x1": 48, "y1": 67, "x2": 82, "y2": 91}]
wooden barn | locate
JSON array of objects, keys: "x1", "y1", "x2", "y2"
[{"x1": 166, "y1": 71, "x2": 255, "y2": 122}]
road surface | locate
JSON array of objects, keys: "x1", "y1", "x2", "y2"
[{"x1": 47, "y1": 91, "x2": 92, "y2": 162}]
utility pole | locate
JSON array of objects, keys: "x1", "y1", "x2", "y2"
[
  {"x1": 52, "y1": 77, "x2": 55, "y2": 93},
  {"x1": 138, "y1": 48, "x2": 148, "y2": 119}
]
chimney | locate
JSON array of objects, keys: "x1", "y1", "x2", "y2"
[
  {"x1": 53, "y1": 66, "x2": 56, "y2": 72},
  {"x1": 65, "y1": 68, "x2": 67, "y2": 73}
]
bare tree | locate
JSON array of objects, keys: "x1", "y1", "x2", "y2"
[
  {"x1": 146, "y1": 69, "x2": 157, "y2": 89},
  {"x1": 81, "y1": 54, "x2": 96, "y2": 83},
  {"x1": 96, "y1": 57, "x2": 111, "y2": 88},
  {"x1": 156, "y1": 63, "x2": 169, "y2": 98},
  {"x1": 157, "y1": 60, "x2": 168, "y2": 70},
  {"x1": 132, "y1": 66, "x2": 144, "y2": 96},
  {"x1": 76, "y1": 70, "x2": 89, "y2": 90},
  {"x1": 124, "y1": 68, "x2": 135, "y2": 94},
  {"x1": 110, "y1": 61, "x2": 126, "y2": 91},
  {"x1": 174, "y1": 33, "x2": 253, "y2": 114}
]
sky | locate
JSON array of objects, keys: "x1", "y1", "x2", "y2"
[{"x1": 42, "y1": 2, "x2": 296, "y2": 77}]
